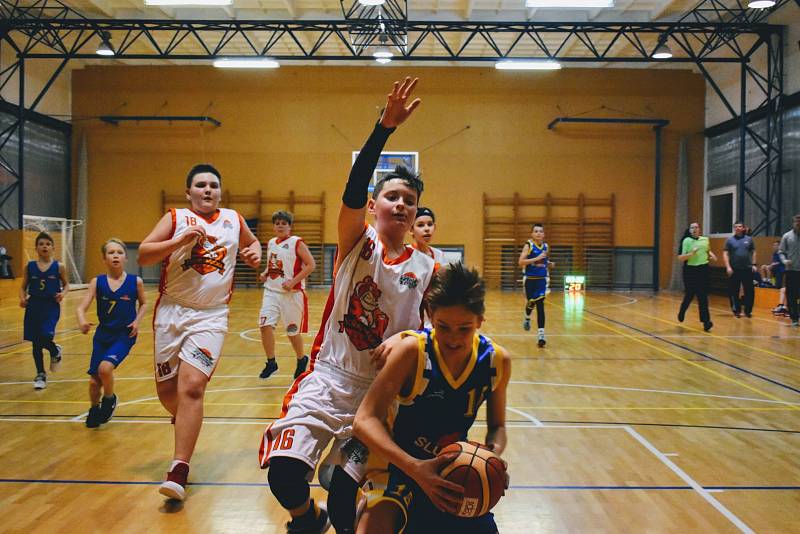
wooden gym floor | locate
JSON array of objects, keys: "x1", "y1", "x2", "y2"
[{"x1": 0, "y1": 287, "x2": 798, "y2": 533}]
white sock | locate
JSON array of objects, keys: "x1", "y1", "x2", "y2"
[
  {"x1": 171, "y1": 459, "x2": 189, "y2": 470},
  {"x1": 538, "y1": 328, "x2": 545, "y2": 337}
]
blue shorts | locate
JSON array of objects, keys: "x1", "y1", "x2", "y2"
[
  {"x1": 88, "y1": 328, "x2": 136, "y2": 375},
  {"x1": 524, "y1": 276, "x2": 546, "y2": 302},
  {"x1": 374, "y1": 466, "x2": 498, "y2": 534},
  {"x1": 23, "y1": 298, "x2": 60, "y2": 341}
]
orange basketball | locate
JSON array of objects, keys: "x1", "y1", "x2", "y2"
[{"x1": 438, "y1": 441, "x2": 507, "y2": 518}]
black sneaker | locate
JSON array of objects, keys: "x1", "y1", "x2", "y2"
[
  {"x1": 286, "y1": 499, "x2": 330, "y2": 534},
  {"x1": 259, "y1": 359, "x2": 278, "y2": 379},
  {"x1": 49, "y1": 344, "x2": 62, "y2": 372},
  {"x1": 86, "y1": 405, "x2": 102, "y2": 428},
  {"x1": 703, "y1": 321, "x2": 713, "y2": 332},
  {"x1": 294, "y1": 356, "x2": 309, "y2": 379},
  {"x1": 99, "y1": 393, "x2": 118, "y2": 424},
  {"x1": 677, "y1": 309, "x2": 685, "y2": 322},
  {"x1": 537, "y1": 337, "x2": 546, "y2": 348}
]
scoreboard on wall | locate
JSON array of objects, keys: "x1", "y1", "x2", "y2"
[{"x1": 564, "y1": 275, "x2": 586, "y2": 292}]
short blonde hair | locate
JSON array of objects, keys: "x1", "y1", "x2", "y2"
[{"x1": 101, "y1": 238, "x2": 127, "y2": 256}]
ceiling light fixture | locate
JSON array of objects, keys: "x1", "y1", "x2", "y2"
[
  {"x1": 495, "y1": 60, "x2": 562, "y2": 70},
  {"x1": 96, "y1": 32, "x2": 114, "y2": 56},
  {"x1": 213, "y1": 58, "x2": 280, "y2": 68},
  {"x1": 524, "y1": 0, "x2": 614, "y2": 8},
  {"x1": 746, "y1": 0, "x2": 775, "y2": 7},
  {"x1": 145, "y1": 0, "x2": 233, "y2": 5}
]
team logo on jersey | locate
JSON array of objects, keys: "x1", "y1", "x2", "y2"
[
  {"x1": 360, "y1": 238, "x2": 375, "y2": 261},
  {"x1": 267, "y1": 252, "x2": 284, "y2": 280},
  {"x1": 338, "y1": 275, "x2": 389, "y2": 351},
  {"x1": 281, "y1": 243, "x2": 289, "y2": 249},
  {"x1": 183, "y1": 235, "x2": 227, "y2": 275},
  {"x1": 399, "y1": 272, "x2": 419, "y2": 289},
  {"x1": 223, "y1": 219, "x2": 233, "y2": 229},
  {"x1": 120, "y1": 294, "x2": 131, "y2": 301},
  {"x1": 342, "y1": 438, "x2": 369, "y2": 465},
  {"x1": 413, "y1": 431, "x2": 461, "y2": 456},
  {"x1": 287, "y1": 323, "x2": 298, "y2": 335},
  {"x1": 189, "y1": 347, "x2": 214, "y2": 367}
]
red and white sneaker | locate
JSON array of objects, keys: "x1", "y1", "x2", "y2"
[{"x1": 159, "y1": 461, "x2": 189, "y2": 501}]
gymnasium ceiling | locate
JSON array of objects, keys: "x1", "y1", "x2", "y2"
[{"x1": 9, "y1": 0, "x2": 796, "y2": 68}]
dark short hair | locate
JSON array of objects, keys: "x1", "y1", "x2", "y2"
[
  {"x1": 734, "y1": 220, "x2": 744, "y2": 226},
  {"x1": 35, "y1": 232, "x2": 54, "y2": 246},
  {"x1": 372, "y1": 165, "x2": 424, "y2": 202},
  {"x1": 532, "y1": 222, "x2": 544, "y2": 230},
  {"x1": 415, "y1": 207, "x2": 435, "y2": 222},
  {"x1": 427, "y1": 262, "x2": 486, "y2": 316},
  {"x1": 186, "y1": 164, "x2": 222, "y2": 188},
  {"x1": 272, "y1": 210, "x2": 293, "y2": 225}
]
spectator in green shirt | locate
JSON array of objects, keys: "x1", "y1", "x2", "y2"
[{"x1": 677, "y1": 222, "x2": 717, "y2": 331}]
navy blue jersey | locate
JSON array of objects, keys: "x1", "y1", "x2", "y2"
[
  {"x1": 96, "y1": 274, "x2": 138, "y2": 331},
  {"x1": 26, "y1": 261, "x2": 61, "y2": 300},
  {"x1": 523, "y1": 240, "x2": 548, "y2": 278},
  {"x1": 392, "y1": 329, "x2": 505, "y2": 460}
]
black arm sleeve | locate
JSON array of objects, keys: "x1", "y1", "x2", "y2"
[{"x1": 342, "y1": 122, "x2": 396, "y2": 209}]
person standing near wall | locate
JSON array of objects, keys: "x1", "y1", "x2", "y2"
[
  {"x1": 778, "y1": 214, "x2": 800, "y2": 327},
  {"x1": 677, "y1": 222, "x2": 716, "y2": 331},
  {"x1": 723, "y1": 221, "x2": 757, "y2": 318}
]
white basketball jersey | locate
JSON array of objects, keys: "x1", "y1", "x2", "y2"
[
  {"x1": 264, "y1": 235, "x2": 305, "y2": 292},
  {"x1": 311, "y1": 224, "x2": 435, "y2": 380},
  {"x1": 159, "y1": 207, "x2": 242, "y2": 308},
  {"x1": 412, "y1": 243, "x2": 446, "y2": 268}
]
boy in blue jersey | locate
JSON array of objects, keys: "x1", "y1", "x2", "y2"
[
  {"x1": 19, "y1": 232, "x2": 69, "y2": 390},
  {"x1": 354, "y1": 262, "x2": 511, "y2": 534},
  {"x1": 76, "y1": 238, "x2": 147, "y2": 428},
  {"x1": 518, "y1": 223, "x2": 551, "y2": 347}
]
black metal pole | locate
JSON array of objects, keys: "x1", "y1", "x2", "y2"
[
  {"x1": 739, "y1": 60, "x2": 746, "y2": 225},
  {"x1": 17, "y1": 56, "x2": 24, "y2": 229},
  {"x1": 653, "y1": 126, "x2": 662, "y2": 292}
]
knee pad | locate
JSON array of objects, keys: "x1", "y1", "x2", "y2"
[
  {"x1": 328, "y1": 466, "x2": 360, "y2": 531},
  {"x1": 267, "y1": 457, "x2": 311, "y2": 510}
]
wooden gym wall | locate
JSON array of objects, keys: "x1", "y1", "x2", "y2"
[{"x1": 72, "y1": 66, "x2": 705, "y2": 285}]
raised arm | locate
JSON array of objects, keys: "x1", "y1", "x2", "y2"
[{"x1": 337, "y1": 77, "x2": 422, "y2": 268}]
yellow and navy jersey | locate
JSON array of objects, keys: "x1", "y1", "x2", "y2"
[
  {"x1": 523, "y1": 240, "x2": 548, "y2": 278},
  {"x1": 96, "y1": 274, "x2": 138, "y2": 332},
  {"x1": 26, "y1": 261, "x2": 61, "y2": 300},
  {"x1": 391, "y1": 329, "x2": 506, "y2": 461}
]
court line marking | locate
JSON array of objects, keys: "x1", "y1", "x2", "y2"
[
  {"x1": 0, "y1": 374, "x2": 297, "y2": 386},
  {"x1": 623, "y1": 425, "x2": 754, "y2": 534},
  {"x1": 587, "y1": 294, "x2": 800, "y2": 366},
  {"x1": 585, "y1": 307, "x2": 800, "y2": 396},
  {"x1": 651, "y1": 293, "x2": 783, "y2": 326},
  {"x1": 0, "y1": 477, "x2": 795, "y2": 491},
  {"x1": 506, "y1": 406, "x2": 544, "y2": 427},
  {"x1": 510, "y1": 380, "x2": 800, "y2": 406},
  {"x1": 548, "y1": 300, "x2": 800, "y2": 407},
  {"x1": 0, "y1": 330, "x2": 84, "y2": 357},
  {"x1": 69, "y1": 384, "x2": 288, "y2": 421}
]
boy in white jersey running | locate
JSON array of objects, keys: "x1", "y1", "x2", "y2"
[
  {"x1": 258, "y1": 210, "x2": 316, "y2": 380},
  {"x1": 410, "y1": 207, "x2": 445, "y2": 328},
  {"x1": 139, "y1": 164, "x2": 261, "y2": 502},
  {"x1": 259, "y1": 77, "x2": 434, "y2": 534}
]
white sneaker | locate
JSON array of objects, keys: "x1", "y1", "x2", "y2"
[
  {"x1": 33, "y1": 373, "x2": 46, "y2": 390},
  {"x1": 49, "y1": 344, "x2": 63, "y2": 372}
]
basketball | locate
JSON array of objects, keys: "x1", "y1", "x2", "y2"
[{"x1": 438, "y1": 441, "x2": 507, "y2": 518}]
